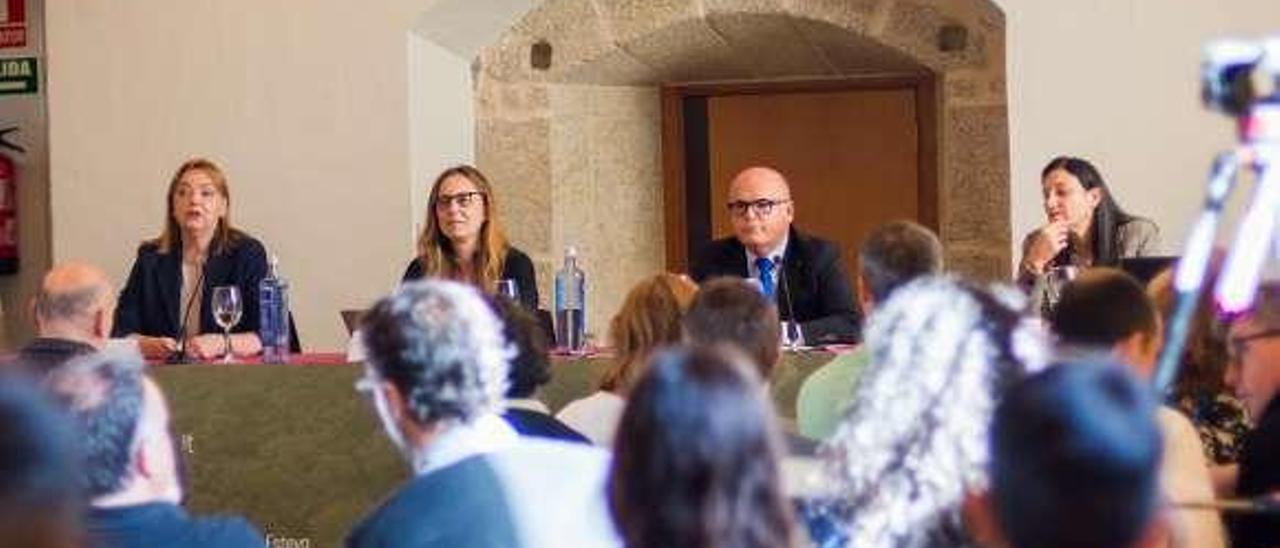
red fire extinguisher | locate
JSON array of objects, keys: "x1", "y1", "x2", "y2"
[{"x1": 0, "y1": 125, "x2": 23, "y2": 275}]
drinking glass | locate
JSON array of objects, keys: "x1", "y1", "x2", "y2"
[
  {"x1": 1041, "y1": 265, "x2": 1079, "y2": 316},
  {"x1": 211, "y1": 285, "x2": 243, "y2": 363},
  {"x1": 781, "y1": 319, "x2": 805, "y2": 351},
  {"x1": 497, "y1": 279, "x2": 520, "y2": 302}
]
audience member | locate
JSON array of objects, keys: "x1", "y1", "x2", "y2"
[
  {"x1": 972, "y1": 361, "x2": 1168, "y2": 548},
  {"x1": 1221, "y1": 283, "x2": 1280, "y2": 547},
  {"x1": 1051, "y1": 267, "x2": 1225, "y2": 547},
  {"x1": 1148, "y1": 267, "x2": 1249, "y2": 465},
  {"x1": 690, "y1": 166, "x2": 861, "y2": 343},
  {"x1": 795, "y1": 220, "x2": 943, "y2": 440},
  {"x1": 0, "y1": 380, "x2": 84, "y2": 548},
  {"x1": 609, "y1": 346, "x2": 798, "y2": 548},
  {"x1": 44, "y1": 349, "x2": 265, "y2": 548},
  {"x1": 488, "y1": 295, "x2": 588, "y2": 443},
  {"x1": 682, "y1": 276, "x2": 816, "y2": 455},
  {"x1": 351, "y1": 280, "x2": 617, "y2": 548},
  {"x1": 822, "y1": 276, "x2": 1048, "y2": 547},
  {"x1": 8, "y1": 262, "x2": 115, "y2": 377},
  {"x1": 557, "y1": 273, "x2": 697, "y2": 446}
]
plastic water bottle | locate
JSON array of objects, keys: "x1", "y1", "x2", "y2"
[
  {"x1": 554, "y1": 246, "x2": 586, "y2": 352},
  {"x1": 259, "y1": 255, "x2": 290, "y2": 364}
]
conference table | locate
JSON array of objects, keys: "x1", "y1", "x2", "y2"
[{"x1": 151, "y1": 349, "x2": 841, "y2": 546}]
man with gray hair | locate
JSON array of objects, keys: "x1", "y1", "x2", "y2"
[
  {"x1": 796, "y1": 220, "x2": 944, "y2": 440},
  {"x1": 349, "y1": 280, "x2": 617, "y2": 548},
  {"x1": 44, "y1": 349, "x2": 265, "y2": 548},
  {"x1": 8, "y1": 262, "x2": 116, "y2": 377}
]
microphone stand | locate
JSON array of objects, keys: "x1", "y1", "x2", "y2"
[
  {"x1": 167, "y1": 262, "x2": 206, "y2": 364},
  {"x1": 775, "y1": 254, "x2": 803, "y2": 349}
]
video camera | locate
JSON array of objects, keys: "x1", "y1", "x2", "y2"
[{"x1": 1203, "y1": 38, "x2": 1280, "y2": 117}]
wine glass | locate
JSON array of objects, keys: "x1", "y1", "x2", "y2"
[
  {"x1": 1040, "y1": 265, "x2": 1079, "y2": 316},
  {"x1": 780, "y1": 319, "x2": 805, "y2": 352},
  {"x1": 211, "y1": 285, "x2": 242, "y2": 363}
]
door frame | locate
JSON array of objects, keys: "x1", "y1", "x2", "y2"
[{"x1": 660, "y1": 75, "x2": 940, "y2": 272}]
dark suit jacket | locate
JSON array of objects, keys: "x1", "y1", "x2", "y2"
[
  {"x1": 402, "y1": 246, "x2": 539, "y2": 311},
  {"x1": 1230, "y1": 397, "x2": 1280, "y2": 548},
  {"x1": 503, "y1": 408, "x2": 590, "y2": 444},
  {"x1": 690, "y1": 228, "x2": 862, "y2": 344},
  {"x1": 347, "y1": 455, "x2": 520, "y2": 548},
  {"x1": 113, "y1": 233, "x2": 299, "y2": 351},
  {"x1": 9, "y1": 337, "x2": 96, "y2": 378},
  {"x1": 87, "y1": 502, "x2": 264, "y2": 548}
]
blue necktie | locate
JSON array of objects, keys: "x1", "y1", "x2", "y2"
[{"x1": 755, "y1": 256, "x2": 775, "y2": 299}]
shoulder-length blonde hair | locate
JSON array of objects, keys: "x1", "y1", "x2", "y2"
[
  {"x1": 599, "y1": 273, "x2": 699, "y2": 395},
  {"x1": 154, "y1": 158, "x2": 240, "y2": 255},
  {"x1": 415, "y1": 165, "x2": 509, "y2": 293}
]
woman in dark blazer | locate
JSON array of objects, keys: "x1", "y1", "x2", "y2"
[
  {"x1": 402, "y1": 165, "x2": 538, "y2": 310},
  {"x1": 114, "y1": 158, "x2": 270, "y2": 361}
]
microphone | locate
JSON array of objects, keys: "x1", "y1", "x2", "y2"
[
  {"x1": 774, "y1": 254, "x2": 803, "y2": 347},
  {"x1": 167, "y1": 262, "x2": 206, "y2": 364}
]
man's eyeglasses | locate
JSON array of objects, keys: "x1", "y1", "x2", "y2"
[
  {"x1": 436, "y1": 191, "x2": 485, "y2": 210},
  {"x1": 726, "y1": 198, "x2": 790, "y2": 218},
  {"x1": 1228, "y1": 328, "x2": 1280, "y2": 361}
]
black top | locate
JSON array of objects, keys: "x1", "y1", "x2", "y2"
[
  {"x1": 113, "y1": 234, "x2": 269, "y2": 339},
  {"x1": 347, "y1": 455, "x2": 520, "y2": 548},
  {"x1": 401, "y1": 246, "x2": 538, "y2": 311},
  {"x1": 1229, "y1": 396, "x2": 1280, "y2": 548},
  {"x1": 87, "y1": 502, "x2": 264, "y2": 548},
  {"x1": 690, "y1": 227, "x2": 862, "y2": 344},
  {"x1": 9, "y1": 337, "x2": 96, "y2": 378},
  {"x1": 502, "y1": 408, "x2": 590, "y2": 444}
]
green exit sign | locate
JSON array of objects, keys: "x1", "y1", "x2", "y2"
[{"x1": 0, "y1": 57, "x2": 36, "y2": 95}]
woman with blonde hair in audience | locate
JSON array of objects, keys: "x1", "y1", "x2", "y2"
[
  {"x1": 817, "y1": 276, "x2": 1050, "y2": 547},
  {"x1": 402, "y1": 164, "x2": 538, "y2": 311},
  {"x1": 556, "y1": 273, "x2": 698, "y2": 445},
  {"x1": 609, "y1": 346, "x2": 799, "y2": 548}
]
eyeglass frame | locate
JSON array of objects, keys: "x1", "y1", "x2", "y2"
[
  {"x1": 726, "y1": 198, "x2": 791, "y2": 218},
  {"x1": 435, "y1": 191, "x2": 486, "y2": 210},
  {"x1": 1227, "y1": 328, "x2": 1280, "y2": 362}
]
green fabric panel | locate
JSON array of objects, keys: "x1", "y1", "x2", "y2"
[{"x1": 151, "y1": 351, "x2": 836, "y2": 546}]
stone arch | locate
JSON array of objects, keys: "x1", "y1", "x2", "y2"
[{"x1": 469, "y1": 0, "x2": 1008, "y2": 332}]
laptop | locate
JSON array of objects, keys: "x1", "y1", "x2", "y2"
[{"x1": 1119, "y1": 256, "x2": 1178, "y2": 285}]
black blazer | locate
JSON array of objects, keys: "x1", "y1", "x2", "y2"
[
  {"x1": 690, "y1": 228, "x2": 862, "y2": 344},
  {"x1": 114, "y1": 234, "x2": 271, "y2": 340},
  {"x1": 402, "y1": 246, "x2": 539, "y2": 311}
]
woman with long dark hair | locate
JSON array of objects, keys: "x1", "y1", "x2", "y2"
[
  {"x1": 1018, "y1": 156, "x2": 1159, "y2": 287},
  {"x1": 402, "y1": 165, "x2": 537, "y2": 310},
  {"x1": 609, "y1": 346, "x2": 799, "y2": 548}
]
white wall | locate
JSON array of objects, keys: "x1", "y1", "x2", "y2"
[
  {"x1": 46, "y1": 1, "x2": 435, "y2": 350},
  {"x1": 999, "y1": 0, "x2": 1280, "y2": 263}
]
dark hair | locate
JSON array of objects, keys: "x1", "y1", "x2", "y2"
[
  {"x1": 683, "y1": 278, "x2": 780, "y2": 380},
  {"x1": 487, "y1": 295, "x2": 551, "y2": 399},
  {"x1": 858, "y1": 220, "x2": 944, "y2": 304},
  {"x1": 1146, "y1": 267, "x2": 1229, "y2": 395},
  {"x1": 0, "y1": 380, "x2": 83, "y2": 548},
  {"x1": 609, "y1": 346, "x2": 797, "y2": 548},
  {"x1": 991, "y1": 361, "x2": 1162, "y2": 548},
  {"x1": 1051, "y1": 268, "x2": 1158, "y2": 347},
  {"x1": 44, "y1": 353, "x2": 145, "y2": 498},
  {"x1": 1042, "y1": 156, "x2": 1137, "y2": 267}
]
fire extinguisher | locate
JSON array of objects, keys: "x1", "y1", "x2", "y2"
[{"x1": 0, "y1": 125, "x2": 24, "y2": 276}]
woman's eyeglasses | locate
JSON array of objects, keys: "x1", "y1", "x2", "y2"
[{"x1": 436, "y1": 191, "x2": 486, "y2": 210}]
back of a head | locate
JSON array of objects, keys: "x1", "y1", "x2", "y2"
[
  {"x1": 991, "y1": 361, "x2": 1162, "y2": 548},
  {"x1": 601, "y1": 273, "x2": 698, "y2": 393},
  {"x1": 33, "y1": 262, "x2": 113, "y2": 338},
  {"x1": 827, "y1": 276, "x2": 1049, "y2": 547},
  {"x1": 1051, "y1": 268, "x2": 1158, "y2": 347},
  {"x1": 0, "y1": 381, "x2": 83, "y2": 548},
  {"x1": 487, "y1": 295, "x2": 551, "y2": 399},
  {"x1": 683, "y1": 277, "x2": 780, "y2": 380},
  {"x1": 858, "y1": 220, "x2": 944, "y2": 304},
  {"x1": 43, "y1": 349, "x2": 146, "y2": 499},
  {"x1": 609, "y1": 346, "x2": 795, "y2": 548},
  {"x1": 360, "y1": 280, "x2": 510, "y2": 425}
]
